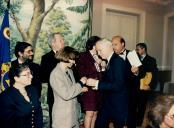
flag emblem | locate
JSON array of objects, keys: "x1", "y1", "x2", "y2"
[
  {"x1": 0, "y1": 10, "x2": 11, "y2": 92},
  {"x1": 3, "y1": 27, "x2": 10, "y2": 39}
]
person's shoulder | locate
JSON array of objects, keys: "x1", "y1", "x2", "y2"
[
  {"x1": 26, "y1": 85, "x2": 39, "y2": 98},
  {"x1": 11, "y1": 59, "x2": 18, "y2": 67},
  {"x1": 51, "y1": 63, "x2": 59, "y2": 73},
  {"x1": 26, "y1": 85, "x2": 37, "y2": 93},
  {"x1": 111, "y1": 53, "x2": 125, "y2": 65},
  {"x1": 42, "y1": 51, "x2": 53, "y2": 58},
  {"x1": 79, "y1": 51, "x2": 89, "y2": 58},
  {"x1": 77, "y1": 51, "x2": 92, "y2": 62},
  {"x1": 146, "y1": 54, "x2": 155, "y2": 59},
  {"x1": 50, "y1": 64, "x2": 62, "y2": 78},
  {"x1": 31, "y1": 62, "x2": 40, "y2": 68},
  {"x1": 113, "y1": 53, "x2": 123, "y2": 60},
  {"x1": 11, "y1": 59, "x2": 17, "y2": 63},
  {"x1": 147, "y1": 55, "x2": 156, "y2": 62}
]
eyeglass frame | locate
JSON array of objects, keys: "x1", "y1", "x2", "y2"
[{"x1": 19, "y1": 71, "x2": 33, "y2": 77}]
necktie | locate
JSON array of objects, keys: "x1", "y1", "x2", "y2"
[
  {"x1": 66, "y1": 71, "x2": 72, "y2": 82},
  {"x1": 119, "y1": 49, "x2": 126, "y2": 55},
  {"x1": 140, "y1": 56, "x2": 144, "y2": 61}
]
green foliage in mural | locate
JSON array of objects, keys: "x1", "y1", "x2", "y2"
[
  {"x1": 65, "y1": 0, "x2": 74, "y2": 5},
  {"x1": 9, "y1": 0, "x2": 22, "y2": 14},
  {"x1": 0, "y1": 0, "x2": 22, "y2": 16},
  {"x1": 71, "y1": 19, "x2": 90, "y2": 51},
  {"x1": 45, "y1": 8, "x2": 72, "y2": 37},
  {"x1": 0, "y1": 0, "x2": 6, "y2": 16},
  {"x1": 67, "y1": 0, "x2": 88, "y2": 14},
  {"x1": 0, "y1": 0, "x2": 92, "y2": 62},
  {"x1": 66, "y1": 0, "x2": 92, "y2": 52}
]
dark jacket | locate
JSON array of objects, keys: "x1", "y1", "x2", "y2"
[
  {"x1": 40, "y1": 50, "x2": 59, "y2": 105},
  {"x1": 0, "y1": 86, "x2": 43, "y2": 128},
  {"x1": 98, "y1": 53, "x2": 128, "y2": 123},
  {"x1": 141, "y1": 55, "x2": 158, "y2": 90}
]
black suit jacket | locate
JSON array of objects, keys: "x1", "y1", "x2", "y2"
[
  {"x1": 11, "y1": 60, "x2": 42, "y2": 97},
  {"x1": 141, "y1": 55, "x2": 158, "y2": 90},
  {"x1": 98, "y1": 53, "x2": 128, "y2": 121},
  {"x1": 0, "y1": 86, "x2": 43, "y2": 128},
  {"x1": 40, "y1": 50, "x2": 59, "y2": 105}
]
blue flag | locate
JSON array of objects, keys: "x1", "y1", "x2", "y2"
[{"x1": 0, "y1": 10, "x2": 11, "y2": 92}]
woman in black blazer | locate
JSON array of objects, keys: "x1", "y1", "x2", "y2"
[{"x1": 0, "y1": 63, "x2": 43, "y2": 128}]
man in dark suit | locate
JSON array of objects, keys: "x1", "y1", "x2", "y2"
[
  {"x1": 112, "y1": 36, "x2": 145, "y2": 128},
  {"x1": 40, "y1": 32, "x2": 64, "y2": 128},
  {"x1": 136, "y1": 43, "x2": 158, "y2": 126},
  {"x1": 86, "y1": 38, "x2": 128, "y2": 128},
  {"x1": 11, "y1": 41, "x2": 42, "y2": 98}
]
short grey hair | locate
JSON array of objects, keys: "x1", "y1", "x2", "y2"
[
  {"x1": 97, "y1": 38, "x2": 112, "y2": 47},
  {"x1": 48, "y1": 32, "x2": 61, "y2": 46}
]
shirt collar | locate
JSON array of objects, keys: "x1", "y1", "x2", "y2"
[
  {"x1": 141, "y1": 54, "x2": 146, "y2": 60},
  {"x1": 107, "y1": 52, "x2": 114, "y2": 63}
]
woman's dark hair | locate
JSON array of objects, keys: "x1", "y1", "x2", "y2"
[
  {"x1": 55, "y1": 46, "x2": 78, "y2": 63},
  {"x1": 14, "y1": 41, "x2": 32, "y2": 58},
  {"x1": 9, "y1": 63, "x2": 30, "y2": 86},
  {"x1": 86, "y1": 36, "x2": 101, "y2": 51},
  {"x1": 147, "y1": 95, "x2": 174, "y2": 127}
]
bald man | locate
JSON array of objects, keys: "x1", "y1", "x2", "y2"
[{"x1": 112, "y1": 36, "x2": 146, "y2": 128}]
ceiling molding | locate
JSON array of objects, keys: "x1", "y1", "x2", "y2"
[{"x1": 144, "y1": 0, "x2": 174, "y2": 6}]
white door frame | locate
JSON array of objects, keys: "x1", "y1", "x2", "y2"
[
  {"x1": 163, "y1": 12, "x2": 174, "y2": 69},
  {"x1": 163, "y1": 12, "x2": 174, "y2": 82},
  {"x1": 101, "y1": 4, "x2": 146, "y2": 42}
]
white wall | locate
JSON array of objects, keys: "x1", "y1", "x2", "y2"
[{"x1": 92, "y1": 0, "x2": 172, "y2": 68}]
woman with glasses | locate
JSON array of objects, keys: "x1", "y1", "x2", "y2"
[
  {"x1": 146, "y1": 95, "x2": 174, "y2": 128},
  {"x1": 0, "y1": 63, "x2": 43, "y2": 128},
  {"x1": 50, "y1": 46, "x2": 88, "y2": 128}
]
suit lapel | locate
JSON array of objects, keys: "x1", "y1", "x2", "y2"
[{"x1": 68, "y1": 70, "x2": 75, "y2": 83}]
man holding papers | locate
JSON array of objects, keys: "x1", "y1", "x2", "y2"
[{"x1": 112, "y1": 36, "x2": 145, "y2": 128}]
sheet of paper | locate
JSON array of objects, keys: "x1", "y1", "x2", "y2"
[{"x1": 127, "y1": 50, "x2": 142, "y2": 67}]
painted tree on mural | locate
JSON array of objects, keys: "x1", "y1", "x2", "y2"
[
  {"x1": 1, "y1": 0, "x2": 92, "y2": 57},
  {"x1": 1, "y1": 0, "x2": 91, "y2": 50},
  {"x1": 10, "y1": 0, "x2": 61, "y2": 49}
]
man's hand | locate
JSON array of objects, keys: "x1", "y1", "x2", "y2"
[
  {"x1": 86, "y1": 78, "x2": 98, "y2": 87},
  {"x1": 131, "y1": 66, "x2": 139, "y2": 75},
  {"x1": 80, "y1": 77, "x2": 87, "y2": 84}
]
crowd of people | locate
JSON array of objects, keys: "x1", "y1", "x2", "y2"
[{"x1": 0, "y1": 33, "x2": 173, "y2": 128}]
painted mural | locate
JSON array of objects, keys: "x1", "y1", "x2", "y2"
[
  {"x1": 0, "y1": 0, "x2": 92, "y2": 127},
  {"x1": 0, "y1": 0, "x2": 92, "y2": 63}
]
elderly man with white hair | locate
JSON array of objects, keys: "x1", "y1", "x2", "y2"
[{"x1": 87, "y1": 38, "x2": 128, "y2": 128}]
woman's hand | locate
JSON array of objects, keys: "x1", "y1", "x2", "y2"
[
  {"x1": 80, "y1": 77, "x2": 87, "y2": 84},
  {"x1": 81, "y1": 87, "x2": 88, "y2": 92}
]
